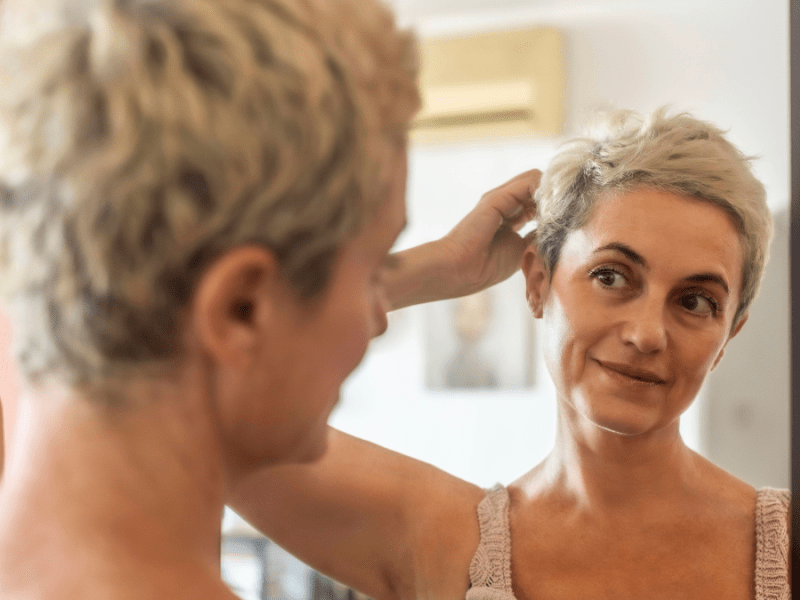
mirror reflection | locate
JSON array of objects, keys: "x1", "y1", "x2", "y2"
[{"x1": 0, "y1": 0, "x2": 787, "y2": 599}]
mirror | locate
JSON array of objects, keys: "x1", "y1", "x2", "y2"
[
  {"x1": 0, "y1": 0, "x2": 789, "y2": 597},
  {"x1": 232, "y1": 3, "x2": 791, "y2": 595},
  {"x1": 335, "y1": 0, "x2": 791, "y2": 489}
]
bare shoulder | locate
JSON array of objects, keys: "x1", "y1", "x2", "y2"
[
  {"x1": 0, "y1": 514, "x2": 237, "y2": 600},
  {"x1": 402, "y1": 463, "x2": 486, "y2": 600},
  {"x1": 687, "y1": 450, "x2": 757, "y2": 514}
]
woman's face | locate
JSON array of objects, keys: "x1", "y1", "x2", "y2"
[
  {"x1": 213, "y1": 149, "x2": 408, "y2": 471},
  {"x1": 524, "y1": 188, "x2": 747, "y2": 436},
  {"x1": 268, "y1": 169, "x2": 407, "y2": 462}
]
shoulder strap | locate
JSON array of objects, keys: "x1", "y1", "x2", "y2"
[
  {"x1": 754, "y1": 487, "x2": 790, "y2": 600},
  {"x1": 468, "y1": 484, "x2": 514, "y2": 594}
]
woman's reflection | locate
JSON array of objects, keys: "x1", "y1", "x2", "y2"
[{"x1": 229, "y1": 108, "x2": 789, "y2": 600}]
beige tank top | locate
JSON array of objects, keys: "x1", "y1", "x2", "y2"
[{"x1": 466, "y1": 485, "x2": 791, "y2": 600}]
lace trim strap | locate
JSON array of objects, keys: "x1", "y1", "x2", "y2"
[
  {"x1": 754, "y1": 487, "x2": 790, "y2": 600},
  {"x1": 468, "y1": 484, "x2": 513, "y2": 593}
]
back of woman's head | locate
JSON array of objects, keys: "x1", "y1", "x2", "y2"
[
  {"x1": 0, "y1": 0, "x2": 419, "y2": 390},
  {"x1": 534, "y1": 108, "x2": 772, "y2": 329}
]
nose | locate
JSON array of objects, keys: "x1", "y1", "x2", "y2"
[
  {"x1": 620, "y1": 296, "x2": 668, "y2": 354},
  {"x1": 371, "y1": 288, "x2": 390, "y2": 338}
]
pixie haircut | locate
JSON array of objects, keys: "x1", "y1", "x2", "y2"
[
  {"x1": 0, "y1": 0, "x2": 419, "y2": 387},
  {"x1": 534, "y1": 108, "x2": 772, "y2": 330}
]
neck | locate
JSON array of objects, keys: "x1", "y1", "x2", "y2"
[
  {"x1": 537, "y1": 399, "x2": 700, "y2": 511},
  {"x1": 1, "y1": 370, "x2": 226, "y2": 571}
]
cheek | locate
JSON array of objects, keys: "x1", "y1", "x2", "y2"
[
  {"x1": 543, "y1": 287, "x2": 600, "y2": 367},
  {"x1": 674, "y1": 332, "x2": 726, "y2": 383},
  {"x1": 335, "y1": 289, "x2": 375, "y2": 370},
  {"x1": 542, "y1": 296, "x2": 582, "y2": 388}
]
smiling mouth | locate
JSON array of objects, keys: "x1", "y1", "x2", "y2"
[{"x1": 595, "y1": 360, "x2": 668, "y2": 385}]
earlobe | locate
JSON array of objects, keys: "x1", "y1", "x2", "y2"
[
  {"x1": 190, "y1": 245, "x2": 280, "y2": 366},
  {"x1": 522, "y1": 245, "x2": 548, "y2": 319}
]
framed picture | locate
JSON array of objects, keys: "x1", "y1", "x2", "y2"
[{"x1": 424, "y1": 273, "x2": 534, "y2": 390}]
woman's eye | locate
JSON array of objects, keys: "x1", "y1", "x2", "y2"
[
  {"x1": 679, "y1": 293, "x2": 716, "y2": 315},
  {"x1": 592, "y1": 268, "x2": 627, "y2": 289}
]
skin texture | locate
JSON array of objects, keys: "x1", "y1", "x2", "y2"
[{"x1": 229, "y1": 188, "x2": 764, "y2": 600}]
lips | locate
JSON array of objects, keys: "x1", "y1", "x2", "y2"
[{"x1": 595, "y1": 360, "x2": 668, "y2": 385}]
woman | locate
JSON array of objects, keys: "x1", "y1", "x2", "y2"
[
  {"x1": 0, "y1": 0, "x2": 537, "y2": 597},
  {"x1": 229, "y1": 109, "x2": 789, "y2": 600}
]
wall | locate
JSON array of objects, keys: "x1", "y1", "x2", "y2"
[
  {"x1": 330, "y1": 0, "x2": 790, "y2": 488},
  {"x1": 702, "y1": 207, "x2": 790, "y2": 488}
]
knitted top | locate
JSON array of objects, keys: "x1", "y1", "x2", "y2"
[{"x1": 466, "y1": 485, "x2": 790, "y2": 600}]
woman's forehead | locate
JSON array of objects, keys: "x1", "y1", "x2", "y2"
[{"x1": 562, "y1": 189, "x2": 745, "y2": 286}]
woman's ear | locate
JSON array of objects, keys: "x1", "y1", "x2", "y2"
[
  {"x1": 522, "y1": 245, "x2": 549, "y2": 319},
  {"x1": 190, "y1": 245, "x2": 282, "y2": 367}
]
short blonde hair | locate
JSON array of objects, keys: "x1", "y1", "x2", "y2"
[
  {"x1": 534, "y1": 108, "x2": 772, "y2": 329},
  {"x1": 0, "y1": 0, "x2": 419, "y2": 387}
]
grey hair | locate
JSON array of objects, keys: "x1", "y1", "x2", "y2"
[
  {"x1": 0, "y1": 0, "x2": 419, "y2": 388},
  {"x1": 533, "y1": 108, "x2": 772, "y2": 330}
]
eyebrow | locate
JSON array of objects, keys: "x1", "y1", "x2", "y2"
[
  {"x1": 594, "y1": 242, "x2": 730, "y2": 294},
  {"x1": 684, "y1": 273, "x2": 730, "y2": 295},
  {"x1": 594, "y1": 243, "x2": 648, "y2": 268}
]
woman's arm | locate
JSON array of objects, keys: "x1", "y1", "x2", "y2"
[
  {"x1": 384, "y1": 169, "x2": 539, "y2": 310},
  {"x1": 227, "y1": 170, "x2": 540, "y2": 600},
  {"x1": 228, "y1": 428, "x2": 484, "y2": 600}
]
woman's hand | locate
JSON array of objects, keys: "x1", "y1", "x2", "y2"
[
  {"x1": 440, "y1": 168, "x2": 540, "y2": 294},
  {"x1": 384, "y1": 169, "x2": 540, "y2": 310}
]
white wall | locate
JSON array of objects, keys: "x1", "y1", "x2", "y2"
[{"x1": 330, "y1": 0, "x2": 790, "y2": 488}]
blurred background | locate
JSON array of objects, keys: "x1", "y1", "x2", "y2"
[{"x1": 224, "y1": 0, "x2": 789, "y2": 596}]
